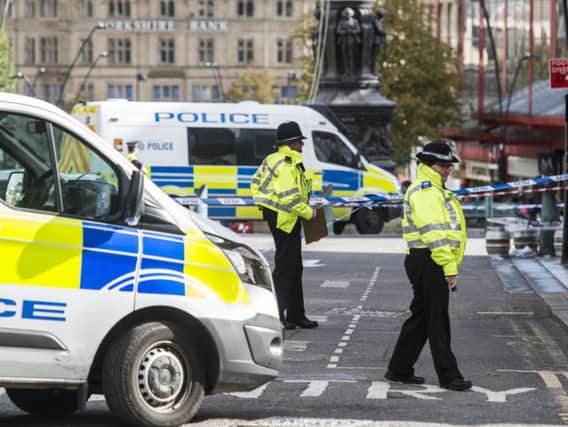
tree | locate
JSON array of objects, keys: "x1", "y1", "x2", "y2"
[
  {"x1": 0, "y1": 28, "x2": 15, "y2": 92},
  {"x1": 380, "y1": 0, "x2": 466, "y2": 165},
  {"x1": 224, "y1": 68, "x2": 275, "y2": 103}
]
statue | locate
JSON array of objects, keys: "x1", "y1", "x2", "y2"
[
  {"x1": 311, "y1": 2, "x2": 321, "y2": 63},
  {"x1": 336, "y1": 7, "x2": 361, "y2": 77},
  {"x1": 361, "y1": 124, "x2": 392, "y2": 158},
  {"x1": 370, "y1": 8, "x2": 387, "y2": 74}
]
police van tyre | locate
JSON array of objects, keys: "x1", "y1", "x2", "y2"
[
  {"x1": 102, "y1": 322, "x2": 205, "y2": 427},
  {"x1": 354, "y1": 207, "x2": 385, "y2": 234},
  {"x1": 5, "y1": 388, "x2": 80, "y2": 417}
]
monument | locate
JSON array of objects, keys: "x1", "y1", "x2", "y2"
[{"x1": 310, "y1": 0, "x2": 396, "y2": 171}]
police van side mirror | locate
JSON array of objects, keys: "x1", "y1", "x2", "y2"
[
  {"x1": 5, "y1": 171, "x2": 25, "y2": 207},
  {"x1": 124, "y1": 170, "x2": 144, "y2": 226}
]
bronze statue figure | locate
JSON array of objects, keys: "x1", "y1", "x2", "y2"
[{"x1": 336, "y1": 7, "x2": 361, "y2": 77}]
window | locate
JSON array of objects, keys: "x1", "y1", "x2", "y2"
[
  {"x1": 79, "y1": 82, "x2": 95, "y2": 100},
  {"x1": 107, "y1": 84, "x2": 133, "y2": 100},
  {"x1": 40, "y1": 37, "x2": 58, "y2": 64},
  {"x1": 108, "y1": 38, "x2": 132, "y2": 64},
  {"x1": 24, "y1": 38, "x2": 36, "y2": 65},
  {"x1": 160, "y1": 0, "x2": 175, "y2": 17},
  {"x1": 237, "y1": 39, "x2": 254, "y2": 64},
  {"x1": 108, "y1": 0, "x2": 130, "y2": 17},
  {"x1": 198, "y1": 0, "x2": 214, "y2": 17},
  {"x1": 280, "y1": 85, "x2": 297, "y2": 100},
  {"x1": 0, "y1": 113, "x2": 56, "y2": 212},
  {"x1": 277, "y1": 38, "x2": 293, "y2": 63},
  {"x1": 43, "y1": 83, "x2": 61, "y2": 102},
  {"x1": 79, "y1": 0, "x2": 93, "y2": 17},
  {"x1": 25, "y1": 0, "x2": 36, "y2": 17},
  {"x1": 52, "y1": 126, "x2": 120, "y2": 219},
  {"x1": 79, "y1": 39, "x2": 93, "y2": 64},
  {"x1": 276, "y1": 0, "x2": 292, "y2": 17},
  {"x1": 312, "y1": 131, "x2": 359, "y2": 168},
  {"x1": 159, "y1": 38, "x2": 175, "y2": 64},
  {"x1": 191, "y1": 85, "x2": 220, "y2": 101},
  {"x1": 40, "y1": 0, "x2": 57, "y2": 17},
  {"x1": 152, "y1": 85, "x2": 180, "y2": 101},
  {"x1": 188, "y1": 127, "x2": 275, "y2": 166},
  {"x1": 198, "y1": 38, "x2": 214, "y2": 63},
  {"x1": 237, "y1": 0, "x2": 254, "y2": 17}
]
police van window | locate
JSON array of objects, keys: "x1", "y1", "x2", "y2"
[
  {"x1": 51, "y1": 126, "x2": 120, "y2": 220},
  {"x1": 313, "y1": 131, "x2": 359, "y2": 169},
  {"x1": 188, "y1": 127, "x2": 276, "y2": 166},
  {"x1": 0, "y1": 112, "x2": 57, "y2": 212}
]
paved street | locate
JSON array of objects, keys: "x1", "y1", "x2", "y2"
[{"x1": 2, "y1": 235, "x2": 568, "y2": 426}]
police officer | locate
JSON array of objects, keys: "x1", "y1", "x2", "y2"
[
  {"x1": 251, "y1": 121, "x2": 319, "y2": 330},
  {"x1": 385, "y1": 140, "x2": 472, "y2": 391},
  {"x1": 126, "y1": 141, "x2": 148, "y2": 175}
]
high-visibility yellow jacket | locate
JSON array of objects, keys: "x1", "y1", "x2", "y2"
[
  {"x1": 402, "y1": 163, "x2": 466, "y2": 276},
  {"x1": 251, "y1": 145, "x2": 314, "y2": 233}
]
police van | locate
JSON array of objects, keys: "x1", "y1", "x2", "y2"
[
  {"x1": 73, "y1": 101, "x2": 401, "y2": 234},
  {"x1": 0, "y1": 93, "x2": 282, "y2": 427}
]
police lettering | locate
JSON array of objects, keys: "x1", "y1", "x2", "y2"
[
  {"x1": 0, "y1": 297, "x2": 66, "y2": 322},
  {"x1": 154, "y1": 112, "x2": 269, "y2": 125},
  {"x1": 146, "y1": 142, "x2": 173, "y2": 151}
]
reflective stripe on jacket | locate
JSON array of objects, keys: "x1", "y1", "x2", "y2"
[
  {"x1": 251, "y1": 145, "x2": 314, "y2": 233},
  {"x1": 402, "y1": 163, "x2": 466, "y2": 276}
]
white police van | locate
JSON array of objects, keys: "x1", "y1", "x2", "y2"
[
  {"x1": 73, "y1": 101, "x2": 401, "y2": 234},
  {"x1": 0, "y1": 93, "x2": 282, "y2": 426}
]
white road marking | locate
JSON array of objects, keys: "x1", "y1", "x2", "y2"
[
  {"x1": 303, "y1": 259, "x2": 325, "y2": 267},
  {"x1": 285, "y1": 379, "x2": 357, "y2": 397},
  {"x1": 321, "y1": 280, "x2": 350, "y2": 288},
  {"x1": 227, "y1": 383, "x2": 269, "y2": 399},
  {"x1": 309, "y1": 315, "x2": 328, "y2": 323},
  {"x1": 284, "y1": 340, "x2": 309, "y2": 352},
  {"x1": 471, "y1": 386, "x2": 536, "y2": 402},
  {"x1": 476, "y1": 311, "x2": 533, "y2": 316},
  {"x1": 367, "y1": 381, "x2": 389, "y2": 399}
]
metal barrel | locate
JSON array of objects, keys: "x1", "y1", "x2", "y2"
[
  {"x1": 554, "y1": 229, "x2": 563, "y2": 257},
  {"x1": 512, "y1": 229, "x2": 539, "y2": 252},
  {"x1": 485, "y1": 226, "x2": 510, "y2": 256}
]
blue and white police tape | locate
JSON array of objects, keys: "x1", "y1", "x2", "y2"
[{"x1": 173, "y1": 172, "x2": 568, "y2": 207}]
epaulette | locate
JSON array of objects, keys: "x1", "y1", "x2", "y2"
[
  {"x1": 284, "y1": 156, "x2": 292, "y2": 163},
  {"x1": 421, "y1": 181, "x2": 432, "y2": 189}
]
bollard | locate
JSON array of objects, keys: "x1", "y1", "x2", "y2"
[
  {"x1": 539, "y1": 188, "x2": 559, "y2": 255},
  {"x1": 485, "y1": 225, "x2": 510, "y2": 256},
  {"x1": 554, "y1": 229, "x2": 563, "y2": 257}
]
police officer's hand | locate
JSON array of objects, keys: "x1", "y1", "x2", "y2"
[{"x1": 446, "y1": 275, "x2": 457, "y2": 290}]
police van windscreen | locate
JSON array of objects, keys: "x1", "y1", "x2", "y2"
[{"x1": 188, "y1": 127, "x2": 276, "y2": 166}]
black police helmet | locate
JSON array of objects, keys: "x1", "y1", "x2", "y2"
[
  {"x1": 276, "y1": 121, "x2": 306, "y2": 145},
  {"x1": 416, "y1": 140, "x2": 459, "y2": 164}
]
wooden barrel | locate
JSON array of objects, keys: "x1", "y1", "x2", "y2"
[
  {"x1": 512, "y1": 229, "x2": 538, "y2": 252},
  {"x1": 554, "y1": 229, "x2": 563, "y2": 257},
  {"x1": 485, "y1": 227, "x2": 510, "y2": 256}
]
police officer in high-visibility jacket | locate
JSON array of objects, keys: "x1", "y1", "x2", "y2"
[
  {"x1": 251, "y1": 121, "x2": 319, "y2": 330},
  {"x1": 385, "y1": 140, "x2": 472, "y2": 391}
]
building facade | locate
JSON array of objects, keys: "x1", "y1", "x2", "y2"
[{"x1": 2, "y1": 0, "x2": 310, "y2": 105}]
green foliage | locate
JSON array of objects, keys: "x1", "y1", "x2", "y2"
[
  {"x1": 380, "y1": 0, "x2": 466, "y2": 165},
  {"x1": 224, "y1": 68, "x2": 276, "y2": 103},
  {"x1": 0, "y1": 28, "x2": 15, "y2": 92}
]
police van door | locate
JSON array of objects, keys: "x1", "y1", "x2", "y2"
[{"x1": 0, "y1": 111, "x2": 137, "y2": 381}]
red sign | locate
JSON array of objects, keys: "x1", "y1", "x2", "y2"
[{"x1": 550, "y1": 58, "x2": 568, "y2": 89}]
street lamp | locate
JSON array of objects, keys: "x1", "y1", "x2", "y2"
[
  {"x1": 57, "y1": 21, "x2": 106, "y2": 107},
  {"x1": 11, "y1": 72, "x2": 35, "y2": 96},
  {"x1": 499, "y1": 53, "x2": 533, "y2": 182},
  {"x1": 72, "y1": 51, "x2": 108, "y2": 107},
  {"x1": 204, "y1": 62, "x2": 224, "y2": 101},
  {"x1": 32, "y1": 67, "x2": 46, "y2": 88}
]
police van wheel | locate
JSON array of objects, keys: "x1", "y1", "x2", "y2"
[
  {"x1": 102, "y1": 322, "x2": 205, "y2": 427},
  {"x1": 6, "y1": 388, "x2": 80, "y2": 417},
  {"x1": 354, "y1": 207, "x2": 385, "y2": 234}
]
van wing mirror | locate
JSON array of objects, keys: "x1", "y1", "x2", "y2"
[
  {"x1": 124, "y1": 170, "x2": 144, "y2": 226},
  {"x1": 5, "y1": 171, "x2": 25, "y2": 207}
]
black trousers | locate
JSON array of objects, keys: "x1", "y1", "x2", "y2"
[
  {"x1": 263, "y1": 208, "x2": 306, "y2": 322},
  {"x1": 387, "y1": 248, "x2": 463, "y2": 384}
]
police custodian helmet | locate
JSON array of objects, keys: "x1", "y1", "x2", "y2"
[
  {"x1": 276, "y1": 121, "x2": 306, "y2": 145},
  {"x1": 416, "y1": 139, "x2": 460, "y2": 164}
]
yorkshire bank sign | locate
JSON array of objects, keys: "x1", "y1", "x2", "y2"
[
  {"x1": 102, "y1": 19, "x2": 229, "y2": 33},
  {"x1": 550, "y1": 58, "x2": 568, "y2": 89}
]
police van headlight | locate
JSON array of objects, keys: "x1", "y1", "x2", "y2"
[{"x1": 206, "y1": 233, "x2": 272, "y2": 292}]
